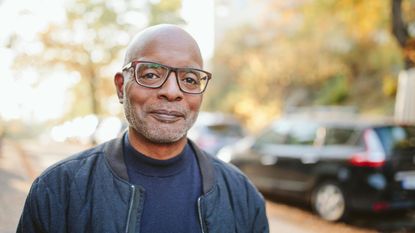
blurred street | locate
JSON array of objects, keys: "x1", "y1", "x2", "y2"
[
  {"x1": 0, "y1": 139, "x2": 88, "y2": 233},
  {"x1": 0, "y1": 140, "x2": 31, "y2": 233},
  {"x1": 1, "y1": 139, "x2": 414, "y2": 233}
]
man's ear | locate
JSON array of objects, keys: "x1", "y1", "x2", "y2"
[{"x1": 114, "y1": 72, "x2": 125, "y2": 104}]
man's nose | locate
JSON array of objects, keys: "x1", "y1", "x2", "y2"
[{"x1": 157, "y1": 71, "x2": 183, "y2": 101}]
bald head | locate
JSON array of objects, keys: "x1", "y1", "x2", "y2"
[{"x1": 124, "y1": 24, "x2": 203, "y2": 68}]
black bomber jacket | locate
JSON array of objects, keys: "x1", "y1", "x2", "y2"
[{"x1": 17, "y1": 135, "x2": 269, "y2": 233}]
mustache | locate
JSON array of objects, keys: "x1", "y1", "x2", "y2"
[{"x1": 145, "y1": 104, "x2": 189, "y2": 116}]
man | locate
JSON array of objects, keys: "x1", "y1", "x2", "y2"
[{"x1": 17, "y1": 24, "x2": 269, "y2": 233}]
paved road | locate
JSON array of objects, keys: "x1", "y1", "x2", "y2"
[
  {"x1": 2, "y1": 139, "x2": 415, "y2": 233},
  {"x1": 0, "y1": 139, "x2": 88, "y2": 233},
  {"x1": 0, "y1": 140, "x2": 32, "y2": 233}
]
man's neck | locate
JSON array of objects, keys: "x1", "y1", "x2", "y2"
[{"x1": 127, "y1": 128, "x2": 187, "y2": 160}]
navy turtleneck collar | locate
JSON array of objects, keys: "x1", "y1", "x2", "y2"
[{"x1": 123, "y1": 134, "x2": 190, "y2": 177}]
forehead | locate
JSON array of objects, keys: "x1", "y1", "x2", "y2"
[{"x1": 127, "y1": 28, "x2": 203, "y2": 68}]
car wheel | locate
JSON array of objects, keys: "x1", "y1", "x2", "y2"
[{"x1": 311, "y1": 181, "x2": 347, "y2": 221}]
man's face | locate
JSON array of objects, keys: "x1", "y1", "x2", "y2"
[{"x1": 121, "y1": 36, "x2": 203, "y2": 144}]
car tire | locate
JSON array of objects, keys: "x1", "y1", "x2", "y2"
[{"x1": 311, "y1": 181, "x2": 348, "y2": 222}]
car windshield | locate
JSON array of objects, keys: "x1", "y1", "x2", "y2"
[{"x1": 374, "y1": 125, "x2": 415, "y2": 154}]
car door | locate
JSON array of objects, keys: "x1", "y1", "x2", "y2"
[
  {"x1": 244, "y1": 119, "x2": 321, "y2": 194},
  {"x1": 267, "y1": 120, "x2": 321, "y2": 193},
  {"x1": 243, "y1": 120, "x2": 290, "y2": 191}
]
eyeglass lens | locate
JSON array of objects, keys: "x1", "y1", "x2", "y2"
[{"x1": 135, "y1": 63, "x2": 209, "y2": 93}]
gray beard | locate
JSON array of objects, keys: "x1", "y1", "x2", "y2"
[{"x1": 123, "y1": 96, "x2": 198, "y2": 144}]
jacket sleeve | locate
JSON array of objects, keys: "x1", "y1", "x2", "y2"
[
  {"x1": 247, "y1": 180, "x2": 270, "y2": 233},
  {"x1": 253, "y1": 197, "x2": 269, "y2": 233},
  {"x1": 16, "y1": 179, "x2": 46, "y2": 233},
  {"x1": 16, "y1": 176, "x2": 65, "y2": 233}
]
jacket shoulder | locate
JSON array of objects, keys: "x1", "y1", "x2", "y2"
[
  {"x1": 202, "y1": 155, "x2": 269, "y2": 233},
  {"x1": 35, "y1": 142, "x2": 107, "y2": 184},
  {"x1": 18, "y1": 140, "x2": 123, "y2": 233},
  {"x1": 209, "y1": 155, "x2": 263, "y2": 198},
  {"x1": 211, "y1": 155, "x2": 249, "y2": 181}
]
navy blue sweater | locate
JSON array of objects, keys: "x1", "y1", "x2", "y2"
[{"x1": 124, "y1": 136, "x2": 202, "y2": 233}]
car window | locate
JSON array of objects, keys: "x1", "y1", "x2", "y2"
[
  {"x1": 286, "y1": 122, "x2": 318, "y2": 145},
  {"x1": 256, "y1": 128, "x2": 286, "y2": 145},
  {"x1": 375, "y1": 126, "x2": 415, "y2": 154},
  {"x1": 324, "y1": 128, "x2": 359, "y2": 145},
  {"x1": 255, "y1": 121, "x2": 291, "y2": 146},
  {"x1": 206, "y1": 124, "x2": 244, "y2": 137}
]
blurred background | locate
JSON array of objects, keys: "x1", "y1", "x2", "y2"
[{"x1": 1, "y1": 0, "x2": 415, "y2": 232}]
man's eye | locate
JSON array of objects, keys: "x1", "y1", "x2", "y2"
[
  {"x1": 181, "y1": 72, "x2": 200, "y2": 85},
  {"x1": 140, "y1": 73, "x2": 160, "y2": 80},
  {"x1": 184, "y1": 77, "x2": 199, "y2": 85}
]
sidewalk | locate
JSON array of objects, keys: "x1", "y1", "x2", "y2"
[{"x1": 0, "y1": 140, "x2": 34, "y2": 233}]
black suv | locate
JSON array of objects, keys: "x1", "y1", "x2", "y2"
[{"x1": 219, "y1": 115, "x2": 415, "y2": 221}]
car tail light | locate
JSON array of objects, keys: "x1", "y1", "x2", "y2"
[
  {"x1": 372, "y1": 201, "x2": 390, "y2": 212},
  {"x1": 349, "y1": 129, "x2": 386, "y2": 168},
  {"x1": 350, "y1": 153, "x2": 385, "y2": 167}
]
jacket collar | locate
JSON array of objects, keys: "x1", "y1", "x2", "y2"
[{"x1": 102, "y1": 133, "x2": 215, "y2": 194}]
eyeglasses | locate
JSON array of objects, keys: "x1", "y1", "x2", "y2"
[{"x1": 122, "y1": 61, "x2": 212, "y2": 94}]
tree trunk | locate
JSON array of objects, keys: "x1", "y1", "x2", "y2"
[
  {"x1": 391, "y1": 0, "x2": 415, "y2": 123},
  {"x1": 391, "y1": 0, "x2": 415, "y2": 69},
  {"x1": 89, "y1": 75, "x2": 99, "y2": 115}
]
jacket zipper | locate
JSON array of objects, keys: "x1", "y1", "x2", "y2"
[
  {"x1": 125, "y1": 185, "x2": 138, "y2": 233},
  {"x1": 197, "y1": 197, "x2": 206, "y2": 233}
]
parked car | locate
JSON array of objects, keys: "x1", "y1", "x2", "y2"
[
  {"x1": 188, "y1": 112, "x2": 246, "y2": 156},
  {"x1": 218, "y1": 115, "x2": 415, "y2": 221}
]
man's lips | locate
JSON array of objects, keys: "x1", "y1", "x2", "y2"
[{"x1": 149, "y1": 109, "x2": 185, "y2": 122}]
